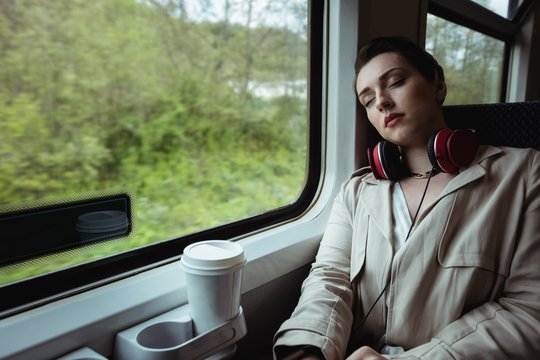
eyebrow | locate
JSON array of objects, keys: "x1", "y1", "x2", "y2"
[{"x1": 357, "y1": 67, "x2": 405, "y2": 98}]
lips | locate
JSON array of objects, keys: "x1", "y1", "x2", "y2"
[{"x1": 384, "y1": 113, "x2": 404, "y2": 127}]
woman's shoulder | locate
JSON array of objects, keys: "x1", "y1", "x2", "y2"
[
  {"x1": 497, "y1": 145, "x2": 540, "y2": 154},
  {"x1": 336, "y1": 166, "x2": 379, "y2": 201},
  {"x1": 482, "y1": 145, "x2": 540, "y2": 164},
  {"x1": 349, "y1": 166, "x2": 374, "y2": 180},
  {"x1": 478, "y1": 145, "x2": 540, "y2": 180}
]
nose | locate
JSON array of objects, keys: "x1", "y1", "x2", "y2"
[{"x1": 375, "y1": 91, "x2": 393, "y2": 111}]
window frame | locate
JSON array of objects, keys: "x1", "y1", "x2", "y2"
[{"x1": 0, "y1": 0, "x2": 325, "y2": 315}]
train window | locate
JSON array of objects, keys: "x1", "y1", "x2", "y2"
[
  {"x1": 426, "y1": 14, "x2": 505, "y2": 104},
  {"x1": 0, "y1": 0, "x2": 319, "y2": 305}
]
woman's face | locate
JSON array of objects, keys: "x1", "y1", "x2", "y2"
[{"x1": 355, "y1": 52, "x2": 446, "y2": 147}]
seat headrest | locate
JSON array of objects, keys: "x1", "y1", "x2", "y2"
[{"x1": 443, "y1": 101, "x2": 540, "y2": 150}]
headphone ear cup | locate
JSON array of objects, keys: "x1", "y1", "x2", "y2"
[
  {"x1": 428, "y1": 128, "x2": 479, "y2": 173},
  {"x1": 368, "y1": 141, "x2": 404, "y2": 180},
  {"x1": 446, "y1": 128, "x2": 479, "y2": 168},
  {"x1": 428, "y1": 128, "x2": 456, "y2": 173},
  {"x1": 427, "y1": 131, "x2": 441, "y2": 171},
  {"x1": 367, "y1": 146, "x2": 383, "y2": 180}
]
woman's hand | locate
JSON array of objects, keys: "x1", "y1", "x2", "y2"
[
  {"x1": 279, "y1": 347, "x2": 324, "y2": 360},
  {"x1": 345, "y1": 346, "x2": 387, "y2": 360}
]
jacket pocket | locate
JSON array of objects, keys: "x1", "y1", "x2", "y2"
[
  {"x1": 437, "y1": 233, "x2": 509, "y2": 277},
  {"x1": 437, "y1": 228, "x2": 508, "y2": 309},
  {"x1": 436, "y1": 187, "x2": 516, "y2": 278}
]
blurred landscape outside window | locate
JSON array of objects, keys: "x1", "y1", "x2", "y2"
[
  {"x1": 426, "y1": 13, "x2": 505, "y2": 104},
  {"x1": 0, "y1": 0, "x2": 309, "y2": 285}
]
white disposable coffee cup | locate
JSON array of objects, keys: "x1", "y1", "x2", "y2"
[{"x1": 180, "y1": 240, "x2": 246, "y2": 335}]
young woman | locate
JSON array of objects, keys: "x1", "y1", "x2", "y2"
[{"x1": 273, "y1": 37, "x2": 540, "y2": 359}]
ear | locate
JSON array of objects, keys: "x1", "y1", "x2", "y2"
[{"x1": 436, "y1": 81, "x2": 447, "y2": 104}]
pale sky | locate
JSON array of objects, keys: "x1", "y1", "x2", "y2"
[
  {"x1": 184, "y1": 0, "x2": 306, "y2": 31},
  {"x1": 480, "y1": 0, "x2": 514, "y2": 17},
  {"x1": 182, "y1": 0, "x2": 513, "y2": 30}
]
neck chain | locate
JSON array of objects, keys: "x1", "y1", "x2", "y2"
[{"x1": 409, "y1": 168, "x2": 440, "y2": 179}]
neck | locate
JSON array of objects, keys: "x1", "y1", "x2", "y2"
[{"x1": 401, "y1": 144, "x2": 434, "y2": 173}]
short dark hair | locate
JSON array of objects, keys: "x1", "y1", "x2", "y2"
[{"x1": 355, "y1": 36, "x2": 444, "y2": 89}]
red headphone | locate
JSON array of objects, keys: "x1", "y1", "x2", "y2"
[{"x1": 367, "y1": 128, "x2": 479, "y2": 181}]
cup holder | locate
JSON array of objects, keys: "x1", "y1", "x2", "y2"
[
  {"x1": 114, "y1": 305, "x2": 246, "y2": 360},
  {"x1": 136, "y1": 321, "x2": 193, "y2": 349}
]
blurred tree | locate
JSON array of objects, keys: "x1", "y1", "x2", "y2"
[{"x1": 426, "y1": 13, "x2": 504, "y2": 104}]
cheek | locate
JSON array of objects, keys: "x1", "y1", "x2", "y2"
[
  {"x1": 394, "y1": 87, "x2": 415, "y2": 105},
  {"x1": 366, "y1": 110, "x2": 382, "y2": 129}
]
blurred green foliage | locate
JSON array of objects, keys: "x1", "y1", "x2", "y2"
[{"x1": 0, "y1": 0, "x2": 308, "y2": 284}]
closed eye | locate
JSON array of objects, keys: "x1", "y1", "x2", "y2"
[
  {"x1": 363, "y1": 97, "x2": 374, "y2": 108},
  {"x1": 389, "y1": 78, "x2": 404, "y2": 87}
]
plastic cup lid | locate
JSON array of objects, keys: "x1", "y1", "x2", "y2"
[{"x1": 181, "y1": 240, "x2": 246, "y2": 270}]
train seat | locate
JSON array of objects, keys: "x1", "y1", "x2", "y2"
[{"x1": 443, "y1": 101, "x2": 540, "y2": 150}]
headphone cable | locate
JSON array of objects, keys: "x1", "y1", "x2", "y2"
[{"x1": 353, "y1": 166, "x2": 436, "y2": 330}]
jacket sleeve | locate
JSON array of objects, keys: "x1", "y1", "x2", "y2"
[
  {"x1": 390, "y1": 152, "x2": 540, "y2": 360},
  {"x1": 273, "y1": 178, "x2": 363, "y2": 360}
]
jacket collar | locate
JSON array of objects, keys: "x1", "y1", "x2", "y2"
[
  {"x1": 441, "y1": 145, "x2": 500, "y2": 197},
  {"x1": 359, "y1": 180, "x2": 393, "y2": 242},
  {"x1": 358, "y1": 145, "x2": 501, "y2": 243}
]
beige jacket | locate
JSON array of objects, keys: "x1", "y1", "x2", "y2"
[{"x1": 274, "y1": 146, "x2": 540, "y2": 359}]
